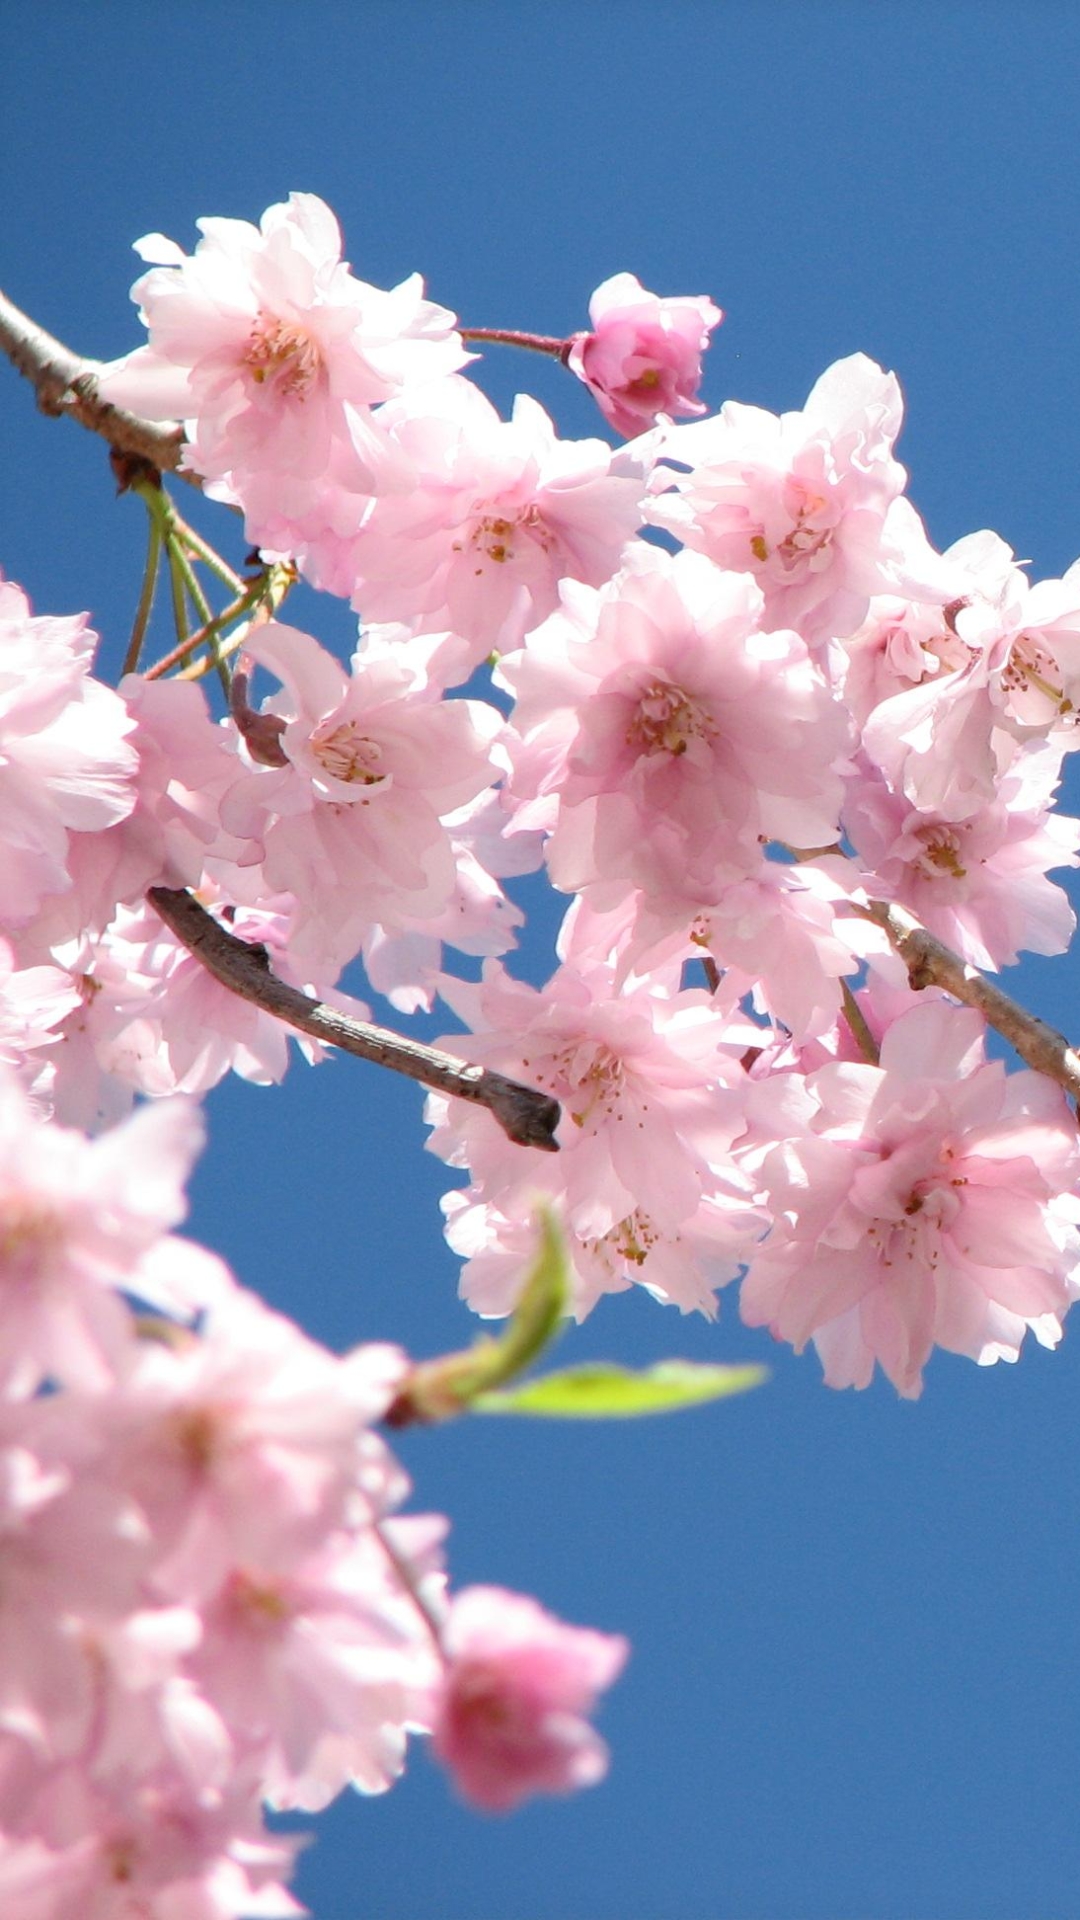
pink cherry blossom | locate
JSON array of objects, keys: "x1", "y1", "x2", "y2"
[
  {"x1": 740, "y1": 1002, "x2": 1080, "y2": 1396},
  {"x1": 427, "y1": 958, "x2": 763, "y2": 1318},
  {"x1": 645, "y1": 355, "x2": 950, "y2": 647},
  {"x1": 291, "y1": 376, "x2": 651, "y2": 665},
  {"x1": 100, "y1": 1284, "x2": 409, "y2": 1603},
  {"x1": 856, "y1": 543, "x2": 1080, "y2": 823},
  {"x1": 0, "y1": 1769, "x2": 304, "y2": 1919},
  {"x1": 191, "y1": 1520, "x2": 444, "y2": 1810},
  {"x1": 13, "y1": 675, "x2": 252, "y2": 965},
  {"x1": 0, "y1": 1071, "x2": 227, "y2": 1396},
  {"x1": 91, "y1": 889, "x2": 350, "y2": 1100},
  {"x1": 499, "y1": 545, "x2": 848, "y2": 911},
  {"x1": 0, "y1": 575, "x2": 138, "y2": 928},
  {"x1": 97, "y1": 192, "x2": 466, "y2": 543},
  {"x1": 357, "y1": 788, "x2": 542, "y2": 1015},
  {"x1": 841, "y1": 756, "x2": 1080, "y2": 969},
  {"x1": 220, "y1": 621, "x2": 504, "y2": 972},
  {"x1": 566, "y1": 271, "x2": 722, "y2": 437},
  {"x1": 555, "y1": 861, "x2": 862, "y2": 1046},
  {"x1": 0, "y1": 940, "x2": 80, "y2": 1108},
  {"x1": 431, "y1": 1585, "x2": 627, "y2": 1813},
  {"x1": 838, "y1": 532, "x2": 1020, "y2": 727}
]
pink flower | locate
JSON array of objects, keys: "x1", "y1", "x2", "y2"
[
  {"x1": 220, "y1": 621, "x2": 503, "y2": 972},
  {"x1": 97, "y1": 192, "x2": 466, "y2": 542},
  {"x1": 740, "y1": 1002, "x2": 1080, "y2": 1396},
  {"x1": 294, "y1": 376, "x2": 651, "y2": 664},
  {"x1": 0, "y1": 576, "x2": 138, "y2": 928},
  {"x1": 838, "y1": 532, "x2": 1019, "y2": 728},
  {"x1": 500, "y1": 545, "x2": 848, "y2": 910},
  {"x1": 191, "y1": 1521, "x2": 445, "y2": 1810},
  {"x1": 0, "y1": 940, "x2": 80, "y2": 1108},
  {"x1": 0, "y1": 1072, "x2": 226, "y2": 1396},
  {"x1": 842, "y1": 754, "x2": 1080, "y2": 970},
  {"x1": 431, "y1": 1586, "x2": 627, "y2": 1813},
  {"x1": 90, "y1": 889, "x2": 351, "y2": 1100},
  {"x1": 427, "y1": 959, "x2": 762, "y2": 1319},
  {"x1": 567, "y1": 272, "x2": 722, "y2": 437},
  {"x1": 102, "y1": 1284, "x2": 408, "y2": 1603},
  {"x1": 645, "y1": 355, "x2": 949, "y2": 648},
  {"x1": 357, "y1": 788, "x2": 541, "y2": 1015},
  {"x1": 859, "y1": 549, "x2": 1080, "y2": 822},
  {"x1": 0, "y1": 1770, "x2": 304, "y2": 1919}
]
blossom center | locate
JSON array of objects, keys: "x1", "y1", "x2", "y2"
[
  {"x1": 173, "y1": 1404, "x2": 225, "y2": 1471},
  {"x1": 458, "y1": 506, "x2": 557, "y2": 568},
  {"x1": 1001, "y1": 634, "x2": 1071, "y2": 715},
  {"x1": 606, "y1": 1210, "x2": 659, "y2": 1266},
  {"x1": 450, "y1": 1659, "x2": 530, "y2": 1743},
  {"x1": 914, "y1": 825, "x2": 967, "y2": 880},
  {"x1": 543, "y1": 1039, "x2": 627, "y2": 1126},
  {"x1": 225, "y1": 1567, "x2": 293, "y2": 1631},
  {"x1": 627, "y1": 679, "x2": 713, "y2": 758},
  {"x1": 245, "y1": 314, "x2": 323, "y2": 399},
  {"x1": 752, "y1": 481, "x2": 834, "y2": 570},
  {"x1": 0, "y1": 1197, "x2": 66, "y2": 1286},
  {"x1": 861, "y1": 1152, "x2": 968, "y2": 1269},
  {"x1": 311, "y1": 719, "x2": 385, "y2": 785}
]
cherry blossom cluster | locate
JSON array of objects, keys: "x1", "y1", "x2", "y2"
[
  {"x1": 5, "y1": 180, "x2": 1080, "y2": 1904},
  {"x1": 18, "y1": 186, "x2": 1080, "y2": 1400},
  {"x1": 0, "y1": 1060, "x2": 625, "y2": 1914}
]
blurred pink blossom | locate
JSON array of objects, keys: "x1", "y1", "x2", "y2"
[
  {"x1": 0, "y1": 575, "x2": 138, "y2": 927},
  {"x1": 431, "y1": 1586, "x2": 627, "y2": 1812}
]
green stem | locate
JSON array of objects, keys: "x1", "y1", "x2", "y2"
[
  {"x1": 172, "y1": 512, "x2": 246, "y2": 593},
  {"x1": 122, "y1": 513, "x2": 163, "y2": 676},
  {"x1": 164, "y1": 516, "x2": 232, "y2": 693},
  {"x1": 166, "y1": 542, "x2": 190, "y2": 645}
]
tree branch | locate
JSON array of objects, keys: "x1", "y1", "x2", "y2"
[
  {"x1": 0, "y1": 285, "x2": 192, "y2": 480},
  {"x1": 864, "y1": 898, "x2": 1080, "y2": 1101},
  {"x1": 146, "y1": 886, "x2": 562, "y2": 1152}
]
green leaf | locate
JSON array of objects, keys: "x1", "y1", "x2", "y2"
[{"x1": 475, "y1": 1359, "x2": 767, "y2": 1419}]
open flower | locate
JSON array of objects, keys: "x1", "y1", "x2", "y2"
[
  {"x1": 741, "y1": 1002, "x2": 1080, "y2": 1395},
  {"x1": 97, "y1": 192, "x2": 466, "y2": 543}
]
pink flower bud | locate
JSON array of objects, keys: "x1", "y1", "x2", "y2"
[
  {"x1": 567, "y1": 272, "x2": 722, "y2": 437},
  {"x1": 431, "y1": 1585, "x2": 628, "y2": 1812}
]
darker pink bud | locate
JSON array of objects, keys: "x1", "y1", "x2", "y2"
[
  {"x1": 431, "y1": 1585, "x2": 628, "y2": 1812},
  {"x1": 567, "y1": 272, "x2": 722, "y2": 437}
]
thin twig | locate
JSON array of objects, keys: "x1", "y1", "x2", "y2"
[
  {"x1": 862, "y1": 898, "x2": 1080, "y2": 1100},
  {"x1": 146, "y1": 886, "x2": 562, "y2": 1152},
  {"x1": 840, "y1": 979, "x2": 880, "y2": 1065},
  {"x1": 460, "y1": 325, "x2": 571, "y2": 358},
  {"x1": 0, "y1": 284, "x2": 194, "y2": 481}
]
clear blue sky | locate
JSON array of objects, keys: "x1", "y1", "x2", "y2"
[{"x1": 6, "y1": 6, "x2": 1080, "y2": 1916}]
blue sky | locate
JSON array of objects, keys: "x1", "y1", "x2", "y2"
[{"x1": 6, "y1": 5, "x2": 1080, "y2": 1916}]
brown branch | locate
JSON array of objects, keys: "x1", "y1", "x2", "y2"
[
  {"x1": 146, "y1": 886, "x2": 562, "y2": 1152},
  {"x1": 0, "y1": 285, "x2": 194, "y2": 482},
  {"x1": 864, "y1": 898, "x2": 1080, "y2": 1101}
]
